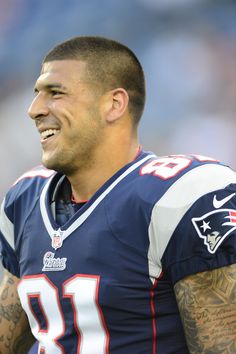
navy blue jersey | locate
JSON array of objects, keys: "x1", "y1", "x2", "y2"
[{"x1": 1, "y1": 150, "x2": 236, "y2": 354}]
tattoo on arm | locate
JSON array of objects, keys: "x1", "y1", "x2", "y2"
[
  {"x1": 174, "y1": 263, "x2": 236, "y2": 354},
  {"x1": 0, "y1": 269, "x2": 35, "y2": 354}
]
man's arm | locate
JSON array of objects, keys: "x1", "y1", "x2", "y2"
[
  {"x1": 0, "y1": 268, "x2": 35, "y2": 354},
  {"x1": 174, "y1": 263, "x2": 236, "y2": 353}
]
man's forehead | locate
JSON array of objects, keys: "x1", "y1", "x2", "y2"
[
  {"x1": 36, "y1": 60, "x2": 88, "y2": 87},
  {"x1": 41, "y1": 59, "x2": 87, "y2": 75}
]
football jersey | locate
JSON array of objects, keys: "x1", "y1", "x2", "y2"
[{"x1": 1, "y1": 150, "x2": 236, "y2": 354}]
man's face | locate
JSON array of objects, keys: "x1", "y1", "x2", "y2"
[
  {"x1": 28, "y1": 60, "x2": 105, "y2": 174},
  {"x1": 206, "y1": 231, "x2": 221, "y2": 251}
]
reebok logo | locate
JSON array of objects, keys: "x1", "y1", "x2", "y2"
[{"x1": 213, "y1": 193, "x2": 235, "y2": 209}]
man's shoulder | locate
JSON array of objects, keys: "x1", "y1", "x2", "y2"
[
  {"x1": 132, "y1": 153, "x2": 236, "y2": 207},
  {"x1": 13, "y1": 165, "x2": 55, "y2": 186},
  {"x1": 138, "y1": 153, "x2": 234, "y2": 185},
  {"x1": 4, "y1": 165, "x2": 55, "y2": 209}
]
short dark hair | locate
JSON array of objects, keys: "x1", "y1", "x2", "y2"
[{"x1": 43, "y1": 36, "x2": 146, "y2": 125}]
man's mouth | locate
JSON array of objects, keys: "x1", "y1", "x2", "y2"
[{"x1": 41, "y1": 129, "x2": 59, "y2": 142}]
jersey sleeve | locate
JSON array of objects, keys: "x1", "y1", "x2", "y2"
[
  {"x1": 0, "y1": 197, "x2": 20, "y2": 277},
  {"x1": 0, "y1": 166, "x2": 55, "y2": 278},
  {"x1": 148, "y1": 163, "x2": 236, "y2": 285}
]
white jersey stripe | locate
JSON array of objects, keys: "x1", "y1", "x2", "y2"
[
  {"x1": 40, "y1": 176, "x2": 55, "y2": 237},
  {"x1": 148, "y1": 164, "x2": 236, "y2": 282},
  {"x1": 0, "y1": 199, "x2": 15, "y2": 250}
]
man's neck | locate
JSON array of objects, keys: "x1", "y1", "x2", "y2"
[{"x1": 68, "y1": 142, "x2": 141, "y2": 202}]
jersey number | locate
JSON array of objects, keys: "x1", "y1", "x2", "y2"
[
  {"x1": 140, "y1": 156, "x2": 192, "y2": 179},
  {"x1": 18, "y1": 274, "x2": 109, "y2": 354},
  {"x1": 140, "y1": 155, "x2": 217, "y2": 179}
]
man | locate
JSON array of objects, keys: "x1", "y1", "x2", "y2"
[{"x1": 0, "y1": 36, "x2": 236, "y2": 354}]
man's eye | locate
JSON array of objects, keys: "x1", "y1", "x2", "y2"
[{"x1": 51, "y1": 90, "x2": 63, "y2": 96}]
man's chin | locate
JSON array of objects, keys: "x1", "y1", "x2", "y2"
[
  {"x1": 41, "y1": 153, "x2": 77, "y2": 175},
  {"x1": 41, "y1": 156, "x2": 58, "y2": 171},
  {"x1": 42, "y1": 158, "x2": 69, "y2": 175}
]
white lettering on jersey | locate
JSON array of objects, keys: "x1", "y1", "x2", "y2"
[
  {"x1": 140, "y1": 156, "x2": 192, "y2": 179},
  {"x1": 42, "y1": 252, "x2": 67, "y2": 271},
  {"x1": 191, "y1": 154, "x2": 218, "y2": 162},
  {"x1": 63, "y1": 275, "x2": 109, "y2": 354},
  {"x1": 18, "y1": 275, "x2": 64, "y2": 354},
  {"x1": 18, "y1": 274, "x2": 109, "y2": 354}
]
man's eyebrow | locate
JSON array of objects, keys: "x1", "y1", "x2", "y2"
[{"x1": 34, "y1": 83, "x2": 67, "y2": 93}]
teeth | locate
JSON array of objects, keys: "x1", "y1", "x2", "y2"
[{"x1": 41, "y1": 129, "x2": 58, "y2": 139}]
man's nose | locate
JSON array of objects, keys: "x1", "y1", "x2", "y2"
[{"x1": 28, "y1": 93, "x2": 49, "y2": 120}]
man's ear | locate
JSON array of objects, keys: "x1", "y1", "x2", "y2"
[{"x1": 105, "y1": 88, "x2": 129, "y2": 123}]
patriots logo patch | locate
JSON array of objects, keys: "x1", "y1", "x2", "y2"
[{"x1": 192, "y1": 209, "x2": 236, "y2": 253}]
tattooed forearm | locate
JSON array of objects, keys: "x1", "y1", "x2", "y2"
[
  {"x1": 0, "y1": 269, "x2": 35, "y2": 354},
  {"x1": 174, "y1": 264, "x2": 236, "y2": 354},
  {"x1": 0, "y1": 301, "x2": 22, "y2": 322}
]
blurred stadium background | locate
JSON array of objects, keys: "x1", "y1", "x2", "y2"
[
  {"x1": 0, "y1": 0, "x2": 236, "y2": 199},
  {"x1": 0, "y1": 0, "x2": 235, "y2": 352}
]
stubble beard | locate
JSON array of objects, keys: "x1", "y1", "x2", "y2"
[
  {"x1": 42, "y1": 107, "x2": 105, "y2": 175},
  {"x1": 41, "y1": 128, "x2": 103, "y2": 176}
]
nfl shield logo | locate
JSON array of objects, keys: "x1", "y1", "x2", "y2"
[{"x1": 51, "y1": 229, "x2": 64, "y2": 250}]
